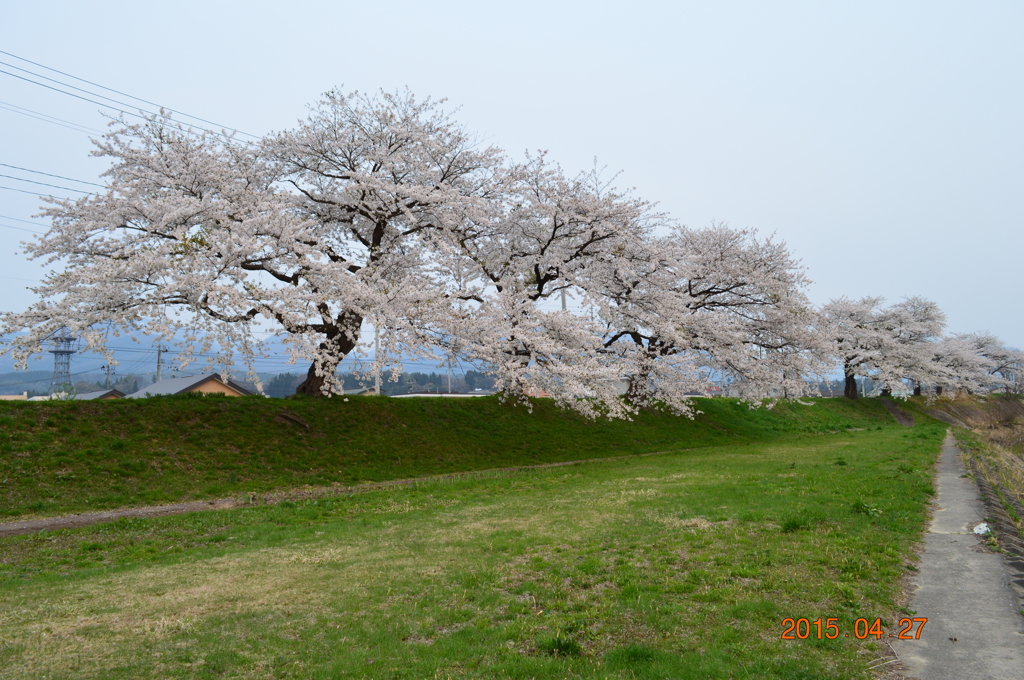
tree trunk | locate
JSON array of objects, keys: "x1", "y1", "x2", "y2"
[
  {"x1": 881, "y1": 388, "x2": 892, "y2": 397},
  {"x1": 844, "y1": 373, "x2": 858, "y2": 400},
  {"x1": 624, "y1": 376, "x2": 648, "y2": 408},
  {"x1": 295, "y1": 361, "x2": 330, "y2": 396},
  {"x1": 913, "y1": 383, "x2": 922, "y2": 396},
  {"x1": 936, "y1": 385, "x2": 943, "y2": 396},
  {"x1": 293, "y1": 326, "x2": 360, "y2": 396}
]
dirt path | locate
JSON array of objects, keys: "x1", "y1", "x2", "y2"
[
  {"x1": 892, "y1": 432, "x2": 1024, "y2": 679},
  {"x1": 881, "y1": 398, "x2": 916, "y2": 427},
  {"x1": 0, "y1": 448, "x2": 687, "y2": 538}
]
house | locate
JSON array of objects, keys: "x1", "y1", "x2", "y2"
[
  {"x1": 125, "y1": 373, "x2": 253, "y2": 398},
  {"x1": 344, "y1": 387, "x2": 376, "y2": 396},
  {"x1": 0, "y1": 393, "x2": 27, "y2": 401},
  {"x1": 74, "y1": 389, "x2": 126, "y2": 400}
]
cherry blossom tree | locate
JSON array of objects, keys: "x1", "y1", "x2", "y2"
[
  {"x1": 3, "y1": 86, "x2": 934, "y2": 416},
  {"x1": 929, "y1": 333, "x2": 1024, "y2": 395},
  {"x1": 881, "y1": 296, "x2": 947, "y2": 395},
  {"x1": 589, "y1": 224, "x2": 829, "y2": 413},
  {"x1": 1, "y1": 91, "x2": 505, "y2": 395},
  {"x1": 261, "y1": 89, "x2": 506, "y2": 393},
  {"x1": 822, "y1": 295, "x2": 946, "y2": 399},
  {"x1": 431, "y1": 156, "x2": 660, "y2": 418}
]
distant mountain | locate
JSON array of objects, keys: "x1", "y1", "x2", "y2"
[{"x1": 0, "y1": 370, "x2": 51, "y2": 394}]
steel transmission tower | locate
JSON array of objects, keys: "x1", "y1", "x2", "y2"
[{"x1": 48, "y1": 329, "x2": 78, "y2": 399}]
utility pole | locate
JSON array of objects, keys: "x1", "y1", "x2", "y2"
[
  {"x1": 102, "y1": 364, "x2": 114, "y2": 389},
  {"x1": 447, "y1": 357, "x2": 452, "y2": 393},
  {"x1": 561, "y1": 289, "x2": 567, "y2": 311},
  {"x1": 155, "y1": 344, "x2": 167, "y2": 383}
]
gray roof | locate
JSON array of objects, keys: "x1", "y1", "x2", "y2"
[
  {"x1": 391, "y1": 392, "x2": 493, "y2": 398},
  {"x1": 125, "y1": 373, "x2": 252, "y2": 398},
  {"x1": 74, "y1": 389, "x2": 125, "y2": 400},
  {"x1": 343, "y1": 387, "x2": 376, "y2": 395}
]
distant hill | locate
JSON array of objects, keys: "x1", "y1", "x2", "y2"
[{"x1": 0, "y1": 371, "x2": 51, "y2": 395}]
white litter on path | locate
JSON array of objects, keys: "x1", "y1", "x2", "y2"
[{"x1": 973, "y1": 522, "x2": 990, "y2": 535}]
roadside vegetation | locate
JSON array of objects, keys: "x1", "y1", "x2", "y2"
[
  {"x1": 917, "y1": 395, "x2": 1024, "y2": 540},
  {"x1": 1, "y1": 395, "x2": 898, "y2": 519},
  {"x1": 0, "y1": 418, "x2": 946, "y2": 679}
]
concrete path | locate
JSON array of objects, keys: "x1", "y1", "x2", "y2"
[{"x1": 894, "y1": 433, "x2": 1024, "y2": 679}]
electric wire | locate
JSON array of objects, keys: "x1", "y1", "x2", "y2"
[
  {"x1": 0, "y1": 68, "x2": 155, "y2": 120},
  {"x1": 0, "y1": 68, "x2": 242, "y2": 143},
  {"x1": 0, "y1": 49, "x2": 258, "y2": 139},
  {"x1": 0, "y1": 366, "x2": 114, "y2": 389},
  {"x1": 0, "y1": 100, "x2": 103, "y2": 135},
  {"x1": 0, "y1": 274, "x2": 39, "y2": 283},
  {"x1": 0, "y1": 213, "x2": 47, "y2": 226},
  {"x1": 0, "y1": 221, "x2": 45, "y2": 235},
  {"x1": 0, "y1": 163, "x2": 104, "y2": 188},
  {"x1": 0, "y1": 222, "x2": 45, "y2": 237},
  {"x1": 0, "y1": 184, "x2": 72, "y2": 198},
  {"x1": 0, "y1": 58, "x2": 178, "y2": 120},
  {"x1": 0, "y1": 173, "x2": 90, "y2": 194}
]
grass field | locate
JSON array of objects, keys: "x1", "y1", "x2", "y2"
[
  {"x1": 1, "y1": 395, "x2": 900, "y2": 519},
  {"x1": 0, "y1": 415, "x2": 947, "y2": 679}
]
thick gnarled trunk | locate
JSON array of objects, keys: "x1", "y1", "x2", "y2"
[
  {"x1": 295, "y1": 361, "x2": 332, "y2": 396},
  {"x1": 294, "y1": 319, "x2": 361, "y2": 396},
  {"x1": 844, "y1": 373, "x2": 858, "y2": 400}
]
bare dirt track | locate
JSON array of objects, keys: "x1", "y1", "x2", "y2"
[
  {"x1": 881, "y1": 398, "x2": 916, "y2": 427},
  {"x1": 0, "y1": 449, "x2": 684, "y2": 537}
]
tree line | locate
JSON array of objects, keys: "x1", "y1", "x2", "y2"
[
  {"x1": 264, "y1": 370, "x2": 494, "y2": 397},
  {"x1": 1, "y1": 89, "x2": 1020, "y2": 416}
]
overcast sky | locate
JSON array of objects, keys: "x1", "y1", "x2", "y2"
[{"x1": 2, "y1": 0, "x2": 1022, "y2": 375}]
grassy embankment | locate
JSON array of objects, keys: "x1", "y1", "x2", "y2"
[
  {"x1": 0, "y1": 414, "x2": 946, "y2": 679},
  {"x1": 0, "y1": 396, "x2": 949, "y2": 678},
  {"x1": 3, "y1": 395, "x2": 899, "y2": 519}
]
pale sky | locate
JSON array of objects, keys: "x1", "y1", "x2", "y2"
[{"x1": 1, "y1": 0, "x2": 1022, "y2": 376}]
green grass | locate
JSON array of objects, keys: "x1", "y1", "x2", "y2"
[
  {"x1": 0, "y1": 395, "x2": 897, "y2": 518},
  {"x1": 0, "y1": 422, "x2": 947, "y2": 678}
]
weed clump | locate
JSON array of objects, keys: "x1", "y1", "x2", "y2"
[
  {"x1": 537, "y1": 635, "x2": 582, "y2": 657},
  {"x1": 780, "y1": 517, "x2": 807, "y2": 533},
  {"x1": 852, "y1": 501, "x2": 883, "y2": 517}
]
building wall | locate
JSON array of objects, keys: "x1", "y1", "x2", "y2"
[
  {"x1": 187, "y1": 380, "x2": 246, "y2": 397},
  {"x1": 0, "y1": 394, "x2": 27, "y2": 401}
]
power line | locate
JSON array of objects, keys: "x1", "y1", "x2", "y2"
[
  {"x1": 0, "y1": 58, "x2": 172, "y2": 121},
  {"x1": 0, "y1": 366, "x2": 107, "y2": 389},
  {"x1": 0, "y1": 213, "x2": 47, "y2": 226},
  {"x1": 0, "y1": 184, "x2": 72, "y2": 198},
  {"x1": 0, "y1": 163, "x2": 104, "y2": 188},
  {"x1": 0, "y1": 49, "x2": 257, "y2": 139},
  {"x1": 0, "y1": 274, "x2": 39, "y2": 283},
  {"x1": 0, "y1": 173, "x2": 91, "y2": 194},
  {"x1": 0, "y1": 221, "x2": 45, "y2": 235},
  {"x1": 0, "y1": 100, "x2": 103, "y2": 135},
  {"x1": 0, "y1": 67, "x2": 172, "y2": 127},
  {"x1": 0, "y1": 66, "x2": 250, "y2": 144}
]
